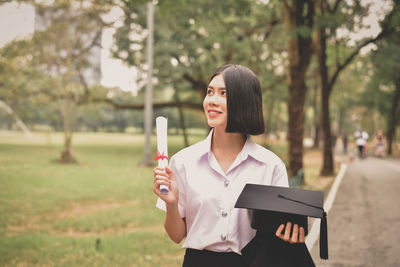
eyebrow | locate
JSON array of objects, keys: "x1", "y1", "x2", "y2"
[{"x1": 208, "y1": 86, "x2": 226, "y2": 90}]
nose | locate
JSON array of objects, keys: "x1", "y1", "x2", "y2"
[{"x1": 208, "y1": 94, "x2": 220, "y2": 106}]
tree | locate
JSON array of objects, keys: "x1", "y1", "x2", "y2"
[
  {"x1": 113, "y1": 0, "x2": 286, "y2": 111},
  {"x1": 107, "y1": 0, "x2": 291, "y2": 151},
  {"x1": 0, "y1": 38, "x2": 49, "y2": 132},
  {"x1": 313, "y1": 0, "x2": 399, "y2": 175},
  {"x1": 367, "y1": 31, "x2": 400, "y2": 155},
  {"x1": 30, "y1": 0, "x2": 114, "y2": 163},
  {"x1": 282, "y1": 0, "x2": 315, "y2": 177}
]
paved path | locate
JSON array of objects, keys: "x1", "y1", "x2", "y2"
[{"x1": 310, "y1": 157, "x2": 400, "y2": 267}]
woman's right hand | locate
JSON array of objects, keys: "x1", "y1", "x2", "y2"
[{"x1": 153, "y1": 166, "x2": 179, "y2": 205}]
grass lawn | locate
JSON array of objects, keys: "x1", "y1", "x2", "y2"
[
  {"x1": 0, "y1": 131, "x2": 207, "y2": 267},
  {"x1": 0, "y1": 131, "x2": 334, "y2": 266}
]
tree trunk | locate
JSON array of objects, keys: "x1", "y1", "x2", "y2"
[
  {"x1": 60, "y1": 135, "x2": 77, "y2": 163},
  {"x1": 58, "y1": 7, "x2": 77, "y2": 164},
  {"x1": 59, "y1": 98, "x2": 77, "y2": 164},
  {"x1": 312, "y1": 75, "x2": 320, "y2": 148},
  {"x1": 320, "y1": 90, "x2": 333, "y2": 175},
  {"x1": 386, "y1": 77, "x2": 400, "y2": 155},
  {"x1": 288, "y1": 79, "x2": 308, "y2": 176},
  {"x1": 283, "y1": 0, "x2": 315, "y2": 177},
  {"x1": 313, "y1": 126, "x2": 320, "y2": 148},
  {"x1": 315, "y1": 7, "x2": 334, "y2": 175}
]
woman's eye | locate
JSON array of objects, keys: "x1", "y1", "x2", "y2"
[
  {"x1": 207, "y1": 89, "x2": 213, "y2": 95},
  {"x1": 221, "y1": 90, "x2": 227, "y2": 96}
]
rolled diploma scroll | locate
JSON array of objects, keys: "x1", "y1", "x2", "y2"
[{"x1": 156, "y1": 116, "x2": 169, "y2": 194}]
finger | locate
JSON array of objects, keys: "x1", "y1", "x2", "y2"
[
  {"x1": 154, "y1": 169, "x2": 167, "y2": 176},
  {"x1": 290, "y1": 224, "x2": 299, "y2": 244},
  {"x1": 154, "y1": 178, "x2": 170, "y2": 187},
  {"x1": 153, "y1": 174, "x2": 169, "y2": 184},
  {"x1": 154, "y1": 171, "x2": 170, "y2": 180},
  {"x1": 153, "y1": 173, "x2": 170, "y2": 189},
  {"x1": 299, "y1": 227, "x2": 305, "y2": 243},
  {"x1": 153, "y1": 167, "x2": 166, "y2": 175},
  {"x1": 165, "y1": 167, "x2": 175, "y2": 180},
  {"x1": 153, "y1": 181, "x2": 161, "y2": 195},
  {"x1": 275, "y1": 224, "x2": 285, "y2": 238},
  {"x1": 153, "y1": 171, "x2": 163, "y2": 181},
  {"x1": 284, "y1": 222, "x2": 292, "y2": 241},
  {"x1": 153, "y1": 179, "x2": 170, "y2": 196},
  {"x1": 154, "y1": 173, "x2": 169, "y2": 180},
  {"x1": 165, "y1": 166, "x2": 172, "y2": 174}
]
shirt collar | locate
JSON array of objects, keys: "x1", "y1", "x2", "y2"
[
  {"x1": 197, "y1": 128, "x2": 213, "y2": 159},
  {"x1": 196, "y1": 129, "x2": 268, "y2": 164},
  {"x1": 238, "y1": 135, "x2": 268, "y2": 164}
]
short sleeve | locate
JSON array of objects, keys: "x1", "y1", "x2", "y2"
[
  {"x1": 155, "y1": 155, "x2": 187, "y2": 218},
  {"x1": 270, "y1": 160, "x2": 289, "y2": 187}
]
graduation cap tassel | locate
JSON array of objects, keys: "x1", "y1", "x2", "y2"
[{"x1": 320, "y1": 212, "x2": 328, "y2": 260}]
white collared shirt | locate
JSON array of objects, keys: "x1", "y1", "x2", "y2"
[{"x1": 156, "y1": 129, "x2": 288, "y2": 254}]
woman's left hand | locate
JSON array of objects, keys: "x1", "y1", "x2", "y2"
[{"x1": 275, "y1": 222, "x2": 305, "y2": 244}]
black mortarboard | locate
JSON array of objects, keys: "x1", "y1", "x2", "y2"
[{"x1": 235, "y1": 184, "x2": 328, "y2": 267}]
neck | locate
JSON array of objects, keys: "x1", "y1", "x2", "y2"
[{"x1": 211, "y1": 127, "x2": 246, "y2": 154}]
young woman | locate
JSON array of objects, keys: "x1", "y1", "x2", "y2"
[{"x1": 153, "y1": 64, "x2": 305, "y2": 267}]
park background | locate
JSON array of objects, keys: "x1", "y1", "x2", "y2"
[{"x1": 0, "y1": 0, "x2": 399, "y2": 266}]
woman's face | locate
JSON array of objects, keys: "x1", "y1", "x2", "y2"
[{"x1": 203, "y1": 74, "x2": 228, "y2": 129}]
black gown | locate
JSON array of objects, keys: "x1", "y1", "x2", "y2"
[
  {"x1": 241, "y1": 231, "x2": 315, "y2": 267},
  {"x1": 235, "y1": 184, "x2": 328, "y2": 267}
]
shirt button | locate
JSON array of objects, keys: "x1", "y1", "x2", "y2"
[
  {"x1": 221, "y1": 211, "x2": 228, "y2": 217},
  {"x1": 224, "y1": 180, "x2": 229, "y2": 187},
  {"x1": 221, "y1": 234, "x2": 227, "y2": 241}
]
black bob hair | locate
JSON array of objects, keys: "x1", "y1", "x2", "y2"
[{"x1": 210, "y1": 64, "x2": 265, "y2": 135}]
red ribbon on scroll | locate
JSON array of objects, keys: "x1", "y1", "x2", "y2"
[{"x1": 154, "y1": 151, "x2": 168, "y2": 161}]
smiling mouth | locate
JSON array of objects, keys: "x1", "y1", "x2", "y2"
[{"x1": 208, "y1": 110, "x2": 222, "y2": 114}]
